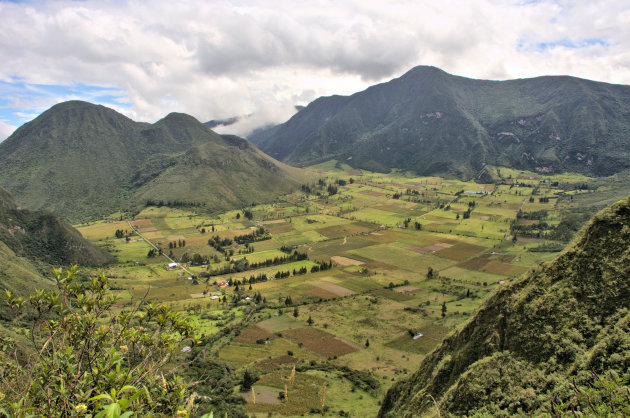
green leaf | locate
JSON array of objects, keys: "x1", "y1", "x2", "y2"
[
  {"x1": 89, "y1": 393, "x2": 114, "y2": 402},
  {"x1": 106, "y1": 403, "x2": 121, "y2": 418},
  {"x1": 118, "y1": 385, "x2": 137, "y2": 394}
]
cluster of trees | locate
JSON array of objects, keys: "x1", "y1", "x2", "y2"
[
  {"x1": 510, "y1": 213, "x2": 589, "y2": 242},
  {"x1": 279, "y1": 245, "x2": 294, "y2": 253},
  {"x1": 168, "y1": 239, "x2": 186, "y2": 249},
  {"x1": 147, "y1": 248, "x2": 161, "y2": 258},
  {"x1": 204, "y1": 251, "x2": 309, "y2": 277},
  {"x1": 300, "y1": 177, "x2": 350, "y2": 197},
  {"x1": 310, "y1": 260, "x2": 333, "y2": 273},
  {"x1": 180, "y1": 252, "x2": 209, "y2": 265},
  {"x1": 273, "y1": 270, "x2": 291, "y2": 279},
  {"x1": 208, "y1": 235, "x2": 233, "y2": 255},
  {"x1": 242, "y1": 209, "x2": 254, "y2": 220},
  {"x1": 145, "y1": 199, "x2": 204, "y2": 208},
  {"x1": 517, "y1": 209, "x2": 548, "y2": 220},
  {"x1": 394, "y1": 189, "x2": 422, "y2": 199},
  {"x1": 233, "y1": 227, "x2": 269, "y2": 244},
  {"x1": 114, "y1": 228, "x2": 129, "y2": 238}
]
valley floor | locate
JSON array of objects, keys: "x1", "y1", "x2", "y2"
[{"x1": 75, "y1": 162, "x2": 623, "y2": 416}]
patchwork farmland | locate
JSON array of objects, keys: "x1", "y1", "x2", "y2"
[{"x1": 76, "y1": 162, "x2": 607, "y2": 416}]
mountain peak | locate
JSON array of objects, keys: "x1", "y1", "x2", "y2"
[
  {"x1": 161, "y1": 112, "x2": 202, "y2": 125},
  {"x1": 249, "y1": 66, "x2": 630, "y2": 178}
]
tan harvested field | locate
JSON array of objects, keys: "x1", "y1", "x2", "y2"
[
  {"x1": 234, "y1": 325, "x2": 277, "y2": 344},
  {"x1": 259, "y1": 219, "x2": 287, "y2": 225},
  {"x1": 311, "y1": 281, "x2": 356, "y2": 297},
  {"x1": 141, "y1": 231, "x2": 161, "y2": 239},
  {"x1": 309, "y1": 286, "x2": 339, "y2": 299},
  {"x1": 436, "y1": 242, "x2": 487, "y2": 261},
  {"x1": 132, "y1": 219, "x2": 153, "y2": 227},
  {"x1": 283, "y1": 327, "x2": 360, "y2": 358},
  {"x1": 394, "y1": 285, "x2": 419, "y2": 293},
  {"x1": 268, "y1": 223, "x2": 295, "y2": 234},
  {"x1": 407, "y1": 242, "x2": 453, "y2": 253},
  {"x1": 331, "y1": 256, "x2": 364, "y2": 266},
  {"x1": 361, "y1": 190, "x2": 385, "y2": 197},
  {"x1": 242, "y1": 387, "x2": 281, "y2": 404}
]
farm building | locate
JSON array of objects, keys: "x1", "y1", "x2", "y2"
[{"x1": 165, "y1": 262, "x2": 179, "y2": 270}]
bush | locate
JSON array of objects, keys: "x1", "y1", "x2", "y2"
[{"x1": 1, "y1": 266, "x2": 199, "y2": 416}]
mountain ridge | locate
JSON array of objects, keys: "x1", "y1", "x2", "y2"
[
  {"x1": 249, "y1": 66, "x2": 630, "y2": 178},
  {"x1": 0, "y1": 101, "x2": 308, "y2": 221}
]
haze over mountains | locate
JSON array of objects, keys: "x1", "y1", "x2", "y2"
[
  {"x1": 0, "y1": 101, "x2": 307, "y2": 221},
  {"x1": 250, "y1": 66, "x2": 630, "y2": 179}
]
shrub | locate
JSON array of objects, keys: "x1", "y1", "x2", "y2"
[{"x1": 1, "y1": 266, "x2": 199, "y2": 417}]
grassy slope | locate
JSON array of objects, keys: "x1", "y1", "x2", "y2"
[
  {"x1": 135, "y1": 134, "x2": 309, "y2": 212},
  {"x1": 379, "y1": 196, "x2": 630, "y2": 417},
  {"x1": 0, "y1": 186, "x2": 112, "y2": 296},
  {"x1": 0, "y1": 241, "x2": 51, "y2": 297}
]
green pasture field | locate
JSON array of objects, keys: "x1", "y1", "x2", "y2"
[{"x1": 73, "y1": 164, "x2": 630, "y2": 417}]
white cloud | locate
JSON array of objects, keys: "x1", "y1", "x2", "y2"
[
  {"x1": 0, "y1": 120, "x2": 16, "y2": 142},
  {"x1": 0, "y1": 0, "x2": 629, "y2": 136}
]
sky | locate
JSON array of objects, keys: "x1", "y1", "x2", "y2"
[{"x1": 1, "y1": 0, "x2": 630, "y2": 141}]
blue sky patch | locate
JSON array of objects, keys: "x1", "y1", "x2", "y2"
[
  {"x1": 0, "y1": 78, "x2": 129, "y2": 129},
  {"x1": 518, "y1": 38, "x2": 611, "y2": 53}
]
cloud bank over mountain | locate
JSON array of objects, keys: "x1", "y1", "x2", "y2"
[{"x1": 1, "y1": 0, "x2": 630, "y2": 139}]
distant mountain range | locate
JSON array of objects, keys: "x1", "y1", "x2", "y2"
[
  {"x1": 0, "y1": 186, "x2": 112, "y2": 296},
  {"x1": 0, "y1": 101, "x2": 308, "y2": 221},
  {"x1": 379, "y1": 196, "x2": 630, "y2": 416},
  {"x1": 249, "y1": 66, "x2": 630, "y2": 178}
]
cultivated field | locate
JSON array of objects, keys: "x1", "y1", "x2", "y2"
[{"x1": 76, "y1": 163, "x2": 620, "y2": 416}]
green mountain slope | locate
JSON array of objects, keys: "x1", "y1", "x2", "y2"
[
  {"x1": 135, "y1": 135, "x2": 307, "y2": 212},
  {"x1": 250, "y1": 66, "x2": 630, "y2": 178},
  {"x1": 378, "y1": 196, "x2": 630, "y2": 417},
  {"x1": 0, "y1": 185, "x2": 113, "y2": 266},
  {"x1": 0, "y1": 186, "x2": 113, "y2": 296},
  {"x1": 0, "y1": 101, "x2": 307, "y2": 221}
]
